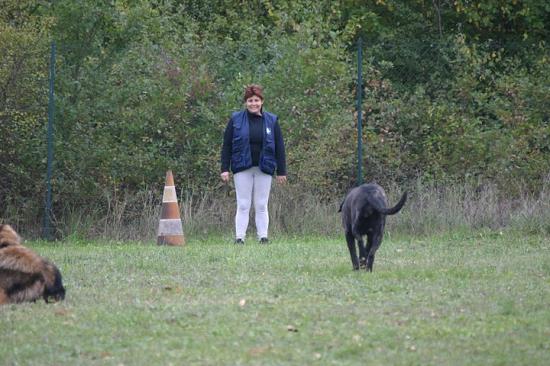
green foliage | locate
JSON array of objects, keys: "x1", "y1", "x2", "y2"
[
  {"x1": 0, "y1": 0, "x2": 54, "y2": 219},
  {"x1": 358, "y1": 33, "x2": 549, "y2": 190},
  {"x1": 454, "y1": 0, "x2": 550, "y2": 41},
  {"x1": 1, "y1": 0, "x2": 549, "y2": 231},
  {"x1": 259, "y1": 33, "x2": 355, "y2": 195}
]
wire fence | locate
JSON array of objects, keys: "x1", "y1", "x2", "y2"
[{"x1": 1, "y1": 32, "x2": 546, "y2": 238}]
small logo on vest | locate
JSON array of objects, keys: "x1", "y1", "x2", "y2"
[{"x1": 266, "y1": 127, "x2": 271, "y2": 135}]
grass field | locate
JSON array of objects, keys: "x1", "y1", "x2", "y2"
[{"x1": 1, "y1": 231, "x2": 549, "y2": 365}]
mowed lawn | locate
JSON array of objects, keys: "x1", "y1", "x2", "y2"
[{"x1": 1, "y1": 232, "x2": 549, "y2": 365}]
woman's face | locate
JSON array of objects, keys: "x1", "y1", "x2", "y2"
[{"x1": 245, "y1": 95, "x2": 263, "y2": 115}]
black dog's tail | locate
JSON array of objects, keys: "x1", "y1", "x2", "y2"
[
  {"x1": 338, "y1": 199, "x2": 344, "y2": 212},
  {"x1": 373, "y1": 192, "x2": 407, "y2": 215}
]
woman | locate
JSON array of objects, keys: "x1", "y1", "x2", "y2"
[{"x1": 220, "y1": 84, "x2": 287, "y2": 244}]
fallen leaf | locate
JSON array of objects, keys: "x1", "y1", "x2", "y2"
[
  {"x1": 248, "y1": 346, "x2": 270, "y2": 356},
  {"x1": 54, "y1": 308, "x2": 70, "y2": 317}
]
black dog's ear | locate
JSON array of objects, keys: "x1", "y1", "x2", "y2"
[{"x1": 338, "y1": 200, "x2": 344, "y2": 212}]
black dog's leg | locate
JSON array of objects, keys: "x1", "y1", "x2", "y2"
[
  {"x1": 365, "y1": 234, "x2": 374, "y2": 272},
  {"x1": 345, "y1": 231, "x2": 359, "y2": 270},
  {"x1": 366, "y1": 232, "x2": 383, "y2": 272},
  {"x1": 357, "y1": 237, "x2": 367, "y2": 269},
  {"x1": 366, "y1": 254, "x2": 375, "y2": 272}
]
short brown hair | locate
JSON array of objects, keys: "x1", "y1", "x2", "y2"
[{"x1": 243, "y1": 84, "x2": 264, "y2": 102}]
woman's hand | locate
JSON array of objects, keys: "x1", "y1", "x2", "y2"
[
  {"x1": 221, "y1": 171, "x2": 230, "y2": 182},
  {"x1": 276, "y1": 175, "x2": 287, "y2": 184}
]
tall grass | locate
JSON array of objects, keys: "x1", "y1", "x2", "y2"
[
  {"x1": 393, "y1": 177, "x2": 550, "y2": 236},
  {"x1": 5, "y1": 177, "x2": 549, "y2": 240}
]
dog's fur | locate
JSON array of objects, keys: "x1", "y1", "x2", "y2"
[
  {"x1": 339, "y1": 183, "x2": 407, "y2": 271},
  {"x1": 0, "y1": 224, "x2": 65, "y2": 304}
]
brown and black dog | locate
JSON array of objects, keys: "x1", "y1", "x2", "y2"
[
  {"x1": 339, "y1": 183, "x2": 407, "y2": 271},
  {"x1": 0, "y1": 224, "x2": 65, "y2": 304}
]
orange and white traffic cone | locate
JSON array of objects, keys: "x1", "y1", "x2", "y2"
[{"x1": 157, "y1": 170, "x2": 185, "y2": 246}]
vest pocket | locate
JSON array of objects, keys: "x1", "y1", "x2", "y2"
[{"x1": 260, "y1": 157, "x2": 276, "y2": 175}]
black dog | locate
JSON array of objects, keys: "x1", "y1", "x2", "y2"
[{"x1": 339, "y1": 183, "x2": 407, "y2": 271}]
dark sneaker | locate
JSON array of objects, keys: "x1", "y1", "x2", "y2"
[
  {"x1": 234, "y1": 238, "x2": 245, "y2": 245},
  {"x1": 259, "y1": 237, "x2": 269, "y2": 244}
]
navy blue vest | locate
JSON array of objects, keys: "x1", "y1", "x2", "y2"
[{"x1": 230, "y1": 110, "x2": 277, "y2": 175}]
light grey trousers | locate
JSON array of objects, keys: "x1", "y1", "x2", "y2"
[{"x1": 234, "y1": 166, "x2": 272, "y2": 240}]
